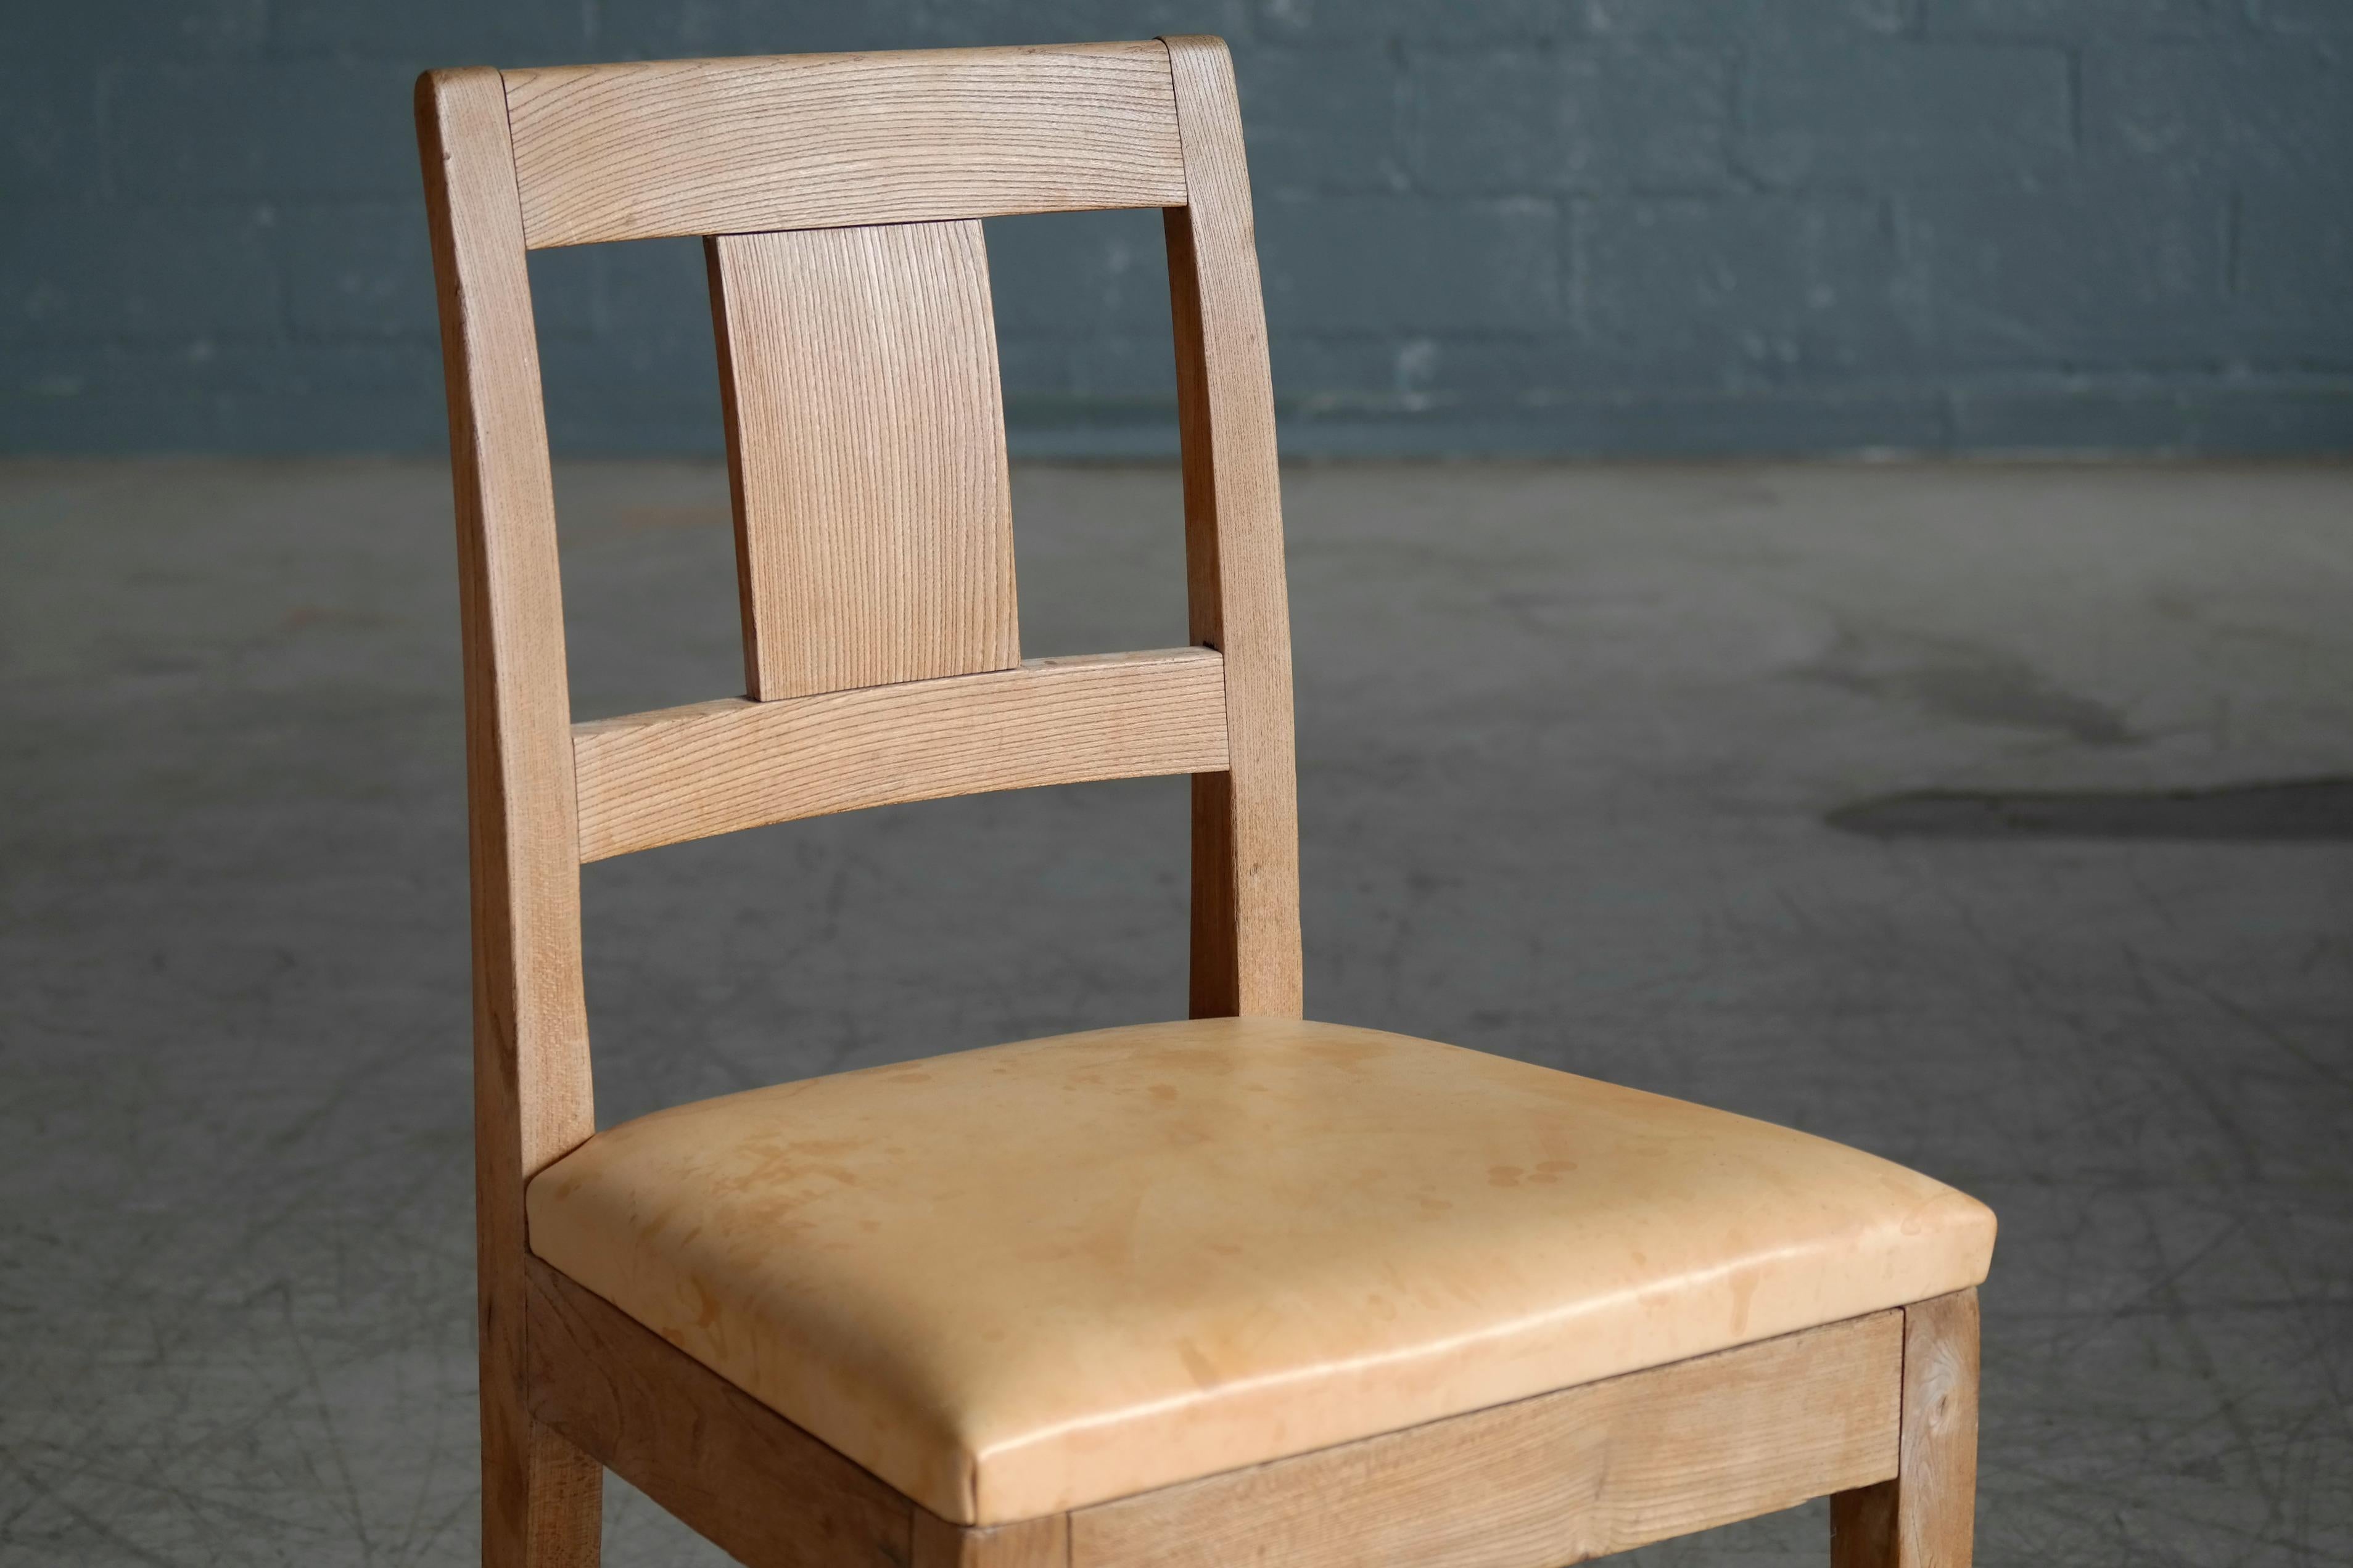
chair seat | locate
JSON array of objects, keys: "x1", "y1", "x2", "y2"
[{"x1": 526, "y1": 1017, "x2": 1995, "y2": 1525}]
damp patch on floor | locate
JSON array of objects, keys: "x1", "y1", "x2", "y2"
[
  {"x1": 1828, "y1": 777, "x2": 2353, "y2": 840},
  {"x1": 1795, "y1": 624, "x2": 2140, "y2": 748}
]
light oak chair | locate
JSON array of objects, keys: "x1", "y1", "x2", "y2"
[{"x1": 414, "y1": 36, "x2": 1994, "y2": 1568}]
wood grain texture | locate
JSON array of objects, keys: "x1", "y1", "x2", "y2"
[
  {"x1": 708, "y1": 220, "x2": 1017, "y2": 701},
  {"x1": 526, "y1": 1257, "x2": 913, "y2": 1568},
  {"x1": 913, "y1": 1511, "x2": 1071, "y2": 1568},
  {"x1": 503, "y1": 41, "x2": 1184, "y2": 248},
  {"x1": 572, "y1": 648, "x2": 1229, "y2": 861},
  {"x1": 415, "y1": 66, "x2": 602, "y2": 1566},
  {"x1": 1161, "y1": 36, "x2": 1303, "y2": 1020},
  {"x1": 1832, "y1": 1290, "x2": 1981, "y2": 1568},
  {"x1": 1069, "y1": 1311, "x2": 1902, "y2": 1568}
]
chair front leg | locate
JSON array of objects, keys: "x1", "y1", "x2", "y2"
[
  {"x1": 484, "y1": 1383, "x2": 603, "y2": 1566},
  {"x1": 1830, "y1": 1289, "x2": 1979, "y2": 1568}
]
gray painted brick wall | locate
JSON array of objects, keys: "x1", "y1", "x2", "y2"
[{"x1": 4, "y1": 0, "x2": 2348, "y2": 456}]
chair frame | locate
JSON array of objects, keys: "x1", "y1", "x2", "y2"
[{"x1": 415, "y1": 36, "x2": 1979, "y2": 1568}]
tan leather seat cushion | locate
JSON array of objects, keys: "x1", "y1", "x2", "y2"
[{"x1": 527, "y1": 1018, "x2": 1995, "y2": 1524}]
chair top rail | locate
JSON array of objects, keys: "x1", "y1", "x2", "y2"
[{"x1": 501, "y1": 39, "x2": 1188, "y2": 248}]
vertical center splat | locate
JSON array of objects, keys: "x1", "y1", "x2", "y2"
[{"x1": 707, "y1": 220, "x2": 1018, "y2": 700}]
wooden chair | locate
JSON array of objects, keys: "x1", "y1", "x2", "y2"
[{"x1": 415, "y1": 37, "x2": 1994, "y2": 1568}]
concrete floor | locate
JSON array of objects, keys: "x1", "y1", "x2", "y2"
[{"x1": 2, "y1": 458, "x2": 2349, "y2": 1567}]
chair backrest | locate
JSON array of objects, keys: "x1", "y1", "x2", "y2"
[{"x1": 413, "y1": 39, "x2": 1300, "y2": 1220}]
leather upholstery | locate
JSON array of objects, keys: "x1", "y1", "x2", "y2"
[{"x1": 526, "y1": 1017, "x2": 1995, "y2": 1524}]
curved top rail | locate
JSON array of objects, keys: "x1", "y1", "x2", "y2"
[{"x1": 502, "y1": 40, "x2": 1187, "y2": 248}]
